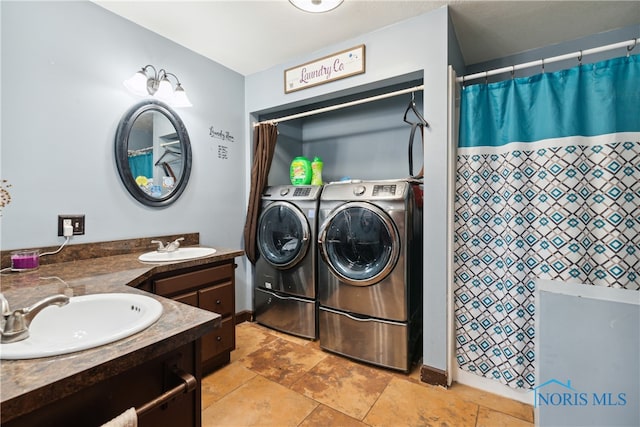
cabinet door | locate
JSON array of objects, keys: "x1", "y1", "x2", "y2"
[
  {"x1": 202, "y1": 317, "x2": 235, "y2": 363},
  {"x1": 199, "y1": 283, "x2": 235, "y2": 363},
  {"x1": 174, "y1": 291, "x2": 198, "y2": 307},
  {"x1": 199, "y1": 283, "x2": 234, "y2": 317},
  {"x1": 154, "y1": 263, "x2": 233, "y2": 297}
]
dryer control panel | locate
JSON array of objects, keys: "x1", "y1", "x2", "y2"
[
  {"x1": 372, "y1": 184, "x2": 397, "y2": 196},
  {"x1": 321, "y1": 180, "x2": 407, "y2": 201}
]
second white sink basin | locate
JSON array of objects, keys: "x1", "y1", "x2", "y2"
[
  {"x1": 138, "y1": 247, "x2": 217, "y2": 263},
  {"x1": 0, "y1": 293, "x2": 162, "y2": 360}
]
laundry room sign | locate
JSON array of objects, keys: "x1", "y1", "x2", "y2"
[{"x1": 284, "y1": 44, "x2": 365, "y2": 93}]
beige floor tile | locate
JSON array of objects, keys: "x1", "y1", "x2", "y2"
[
  {"x1": 448, "y1": 382, "x2": 534, "y2": 423},
  {"x1": 364, "y1": 377, "x2": 479, "y2": 427},
  {"x1": 388, "y1": 358, "x2": 423, "y2": 384},
  {"x1": 202, "y1": 323, "x2": 535, "y2": 426},
  {"x1": 264, "y1": 326, "x2": 318, "y2": 347},
  {"x1": 476, "y1": 406, "x2": 534, "y2": 427},
  {"x1": 291, "y1": 354, "x2": 392, "y2": 420},
  {"x1": 298, "y1": 404, "x2": 370, "y2": 427},
  {"x1": 201, "y1": 362, "x2": 257, "y2": 409},
  {"x1": 240, "y1": 337, "x2": 328, "y2": 387},
  {"x1": 201, "y1": 375, "x2": 318, "y2": 427},
  {"x1": 231, "y1": 321, "x2": 279, "y2": 362}
]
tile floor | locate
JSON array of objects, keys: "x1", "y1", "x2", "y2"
[{"x1": 201, "y1": 322, "x2": 534, "y2": 427}]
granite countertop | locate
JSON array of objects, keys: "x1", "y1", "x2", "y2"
[{"x1": 0, "y1": 247, "x2": 244, "y2": 423}]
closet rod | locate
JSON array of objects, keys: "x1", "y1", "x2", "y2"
[
  {"x1": 253, "y1": 84, "x2": 424, "y2": 127},
  {"x1": 457, "y1": 37, "x2": 639, "y2": 83}
]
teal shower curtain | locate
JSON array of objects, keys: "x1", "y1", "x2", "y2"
[
  {"x1": 128, "y1": 152, "x2": 153, "y2": 180},
  {"x1": 454, "y1": 54, "x2": 640, "y2": 389}
]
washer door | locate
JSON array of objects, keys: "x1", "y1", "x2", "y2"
[
  {"x1": 257, "y1": 201, "x2": 310, "y2": 269},
  {"x1": 319, "y1": 202, "x2": 400, "y2": 286}
]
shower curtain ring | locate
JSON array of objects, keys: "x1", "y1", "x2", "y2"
[
  {"x1": 541, "y1": 58, "x2": 545, "y2": 73},
  {"x1": 627, "y1": 39, "x2": 637, "y2": 57},
  {"x1": 511, "y1": 66, "x2": 515, "y2": 79},
  {"x1": 578, "y1": 50, "x2": 583, "y2": 65},
  {"x1": 484, "y1": 71, "x2": 488, "y2": 84}
]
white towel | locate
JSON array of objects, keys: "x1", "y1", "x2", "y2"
[{"x1": 101, "y1": 407, "x2": 137, "y2": 427}]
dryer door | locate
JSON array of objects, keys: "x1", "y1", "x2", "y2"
[
  {"x1": 318, "y1": 202, "x2": 400, "y2": 286},
  {"x1": 257, "y1": 201, "x2": 310, "y2": 269}
]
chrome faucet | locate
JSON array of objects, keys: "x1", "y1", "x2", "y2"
[
  {"x1": 0, "y1": 293, "x2": 70, "y2": 343},
  {"x1": 151, "y1": 237, "x2": 184, "y2": 253}
]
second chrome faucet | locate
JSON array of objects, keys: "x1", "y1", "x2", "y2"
[{"x1": 150, "y1": 237, "x2": 185, "y2": 253}]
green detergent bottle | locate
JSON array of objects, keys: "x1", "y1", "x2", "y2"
[
  {"x1": 290, "y1": 156, "x2": 312, "y2": 185},
  {"x1": 311, "y1": 156, "x2": 323, "y2": 185}
]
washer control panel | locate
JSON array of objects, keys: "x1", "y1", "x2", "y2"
[
  {"x1": 263, "y1": 185, "x2": 321, "y2": 201},
  {"x1": 293, "y1": 187, "x2": 312, "y2": 197}
]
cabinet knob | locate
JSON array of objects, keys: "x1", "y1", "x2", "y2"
[
  {"x1": 216, "y1": 336, "x2": 222, "y2": 341},
  {"x1": 216, "y1": 300, "x2": 221, "y2": 305}
]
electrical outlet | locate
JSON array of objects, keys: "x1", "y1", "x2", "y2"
[{"x1": 58, "y1": 215, "x2": 85, "y2": 236}]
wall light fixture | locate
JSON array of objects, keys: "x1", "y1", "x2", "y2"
[
  {"x1": 123, "y1": 65, "x2": 192, "y2": 108},
  {"x1": 289, "y1": 0, "x2": 343, "y2": 13}
]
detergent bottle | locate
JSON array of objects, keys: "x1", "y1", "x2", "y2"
[
  {"x1": 311, "y1": 156, "x2": 323, "y2": 186},
  {"x1": 290, "y1": 156, "x2": 312, "y2": 185}
]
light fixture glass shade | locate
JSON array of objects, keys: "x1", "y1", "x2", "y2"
[
  {"x1": 123, "y1": 70, "x2": 149, "y2": 97},
  {"x1": 154, "y1": 76, "x2": 175, "y2": 103},
  {"x1": 289, "y1": 0, "x2": 343, "y2": 13},
  {"x1": 172, "y1": 84, "x2": 193, "y2": 108}
]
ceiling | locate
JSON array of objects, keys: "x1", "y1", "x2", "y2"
[{"x1": 94, "y1": 1, "x2": 640, "y2": 76}]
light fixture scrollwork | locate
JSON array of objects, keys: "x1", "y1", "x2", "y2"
[
  {"x1": 123, "y1": 65, "x2": 192, "y2": 108},
  {"x1": 289, "y1": 0, "x2": 343, "y2": 13}
]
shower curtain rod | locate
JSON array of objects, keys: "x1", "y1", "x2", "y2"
[
  {"x1": 253, "y1": 84, "x2": 424, "y2": 127},
  {"x1": 457, "y1": 37, "x2": 639, "y2": 83}
]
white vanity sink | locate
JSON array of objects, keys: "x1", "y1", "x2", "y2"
[
  {"x1": 138, "y1": 247, "x2": 217, "y2": 263},
  {"x1": 0, "y1": 293, "x2": 162, "y2": 360}
]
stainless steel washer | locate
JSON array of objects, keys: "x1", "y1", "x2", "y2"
[
  {"x1": 317, "y1": 179, "x2": 422, "y2": 372},
  {"x1": 254, "y1": 185, "x2": 322, "y2": 339}
]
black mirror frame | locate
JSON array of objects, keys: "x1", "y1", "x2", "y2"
[{"x1": 115, "y1": 100, "x2": 192, "y2": 207}]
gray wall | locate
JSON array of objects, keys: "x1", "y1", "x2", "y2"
[
  {"x1": 535, "y1": 280, "x2": 640, "y2": 426},
  {"x1": 266, "y1": 90, "x2": 425, "y2": 186},
  {"x1": 301, "y1": 91, "x2": 424, "y2": 182},
  {"x1": 245, "y1": 7, "x2": 452, "y2": 373},
  {"x1": 464, "y1": 25, "x2": 639, "y2": 83},
  {"x1": 1, "y1": 2, "x2": 247, "y2": 296}
]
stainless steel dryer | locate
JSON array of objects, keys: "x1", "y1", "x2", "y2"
[
  {"x1": 254, "y1": 185, "x2": 322, "y2": 339},
  {"x1": 317, "y1": 179, "x2": 422, "y2": 372}
]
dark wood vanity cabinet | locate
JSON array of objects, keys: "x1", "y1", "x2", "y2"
[
  {"x1": 151, "y1": 260, "x2": 236, "y2": 374},
  {"x1": 3, "y1": 341, "x2": 201, "y2": 427}
]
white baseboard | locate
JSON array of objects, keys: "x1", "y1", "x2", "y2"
[{"x1": 453, "y1": 365, "x2": 534, "y2": 405}]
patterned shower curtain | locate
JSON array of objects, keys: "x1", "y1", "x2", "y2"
[{"x1": 454, "y1": 54, "x2": 640, "y2": 389}]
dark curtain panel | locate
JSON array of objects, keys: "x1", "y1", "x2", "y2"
[{"x1": 243, "y1": 123, "x2": 278, "y2": 264}]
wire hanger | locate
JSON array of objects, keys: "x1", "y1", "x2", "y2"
[
  {"x1": 403, "y1": 91, "x2": 428, "y2": 179},
  {"x1": 403, "y1": 92, "x2": 429, "y2": 127}
]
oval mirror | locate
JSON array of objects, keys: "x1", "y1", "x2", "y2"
[{"x1": 115, "y1": 100, "x2": 192, "y2": 207}]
